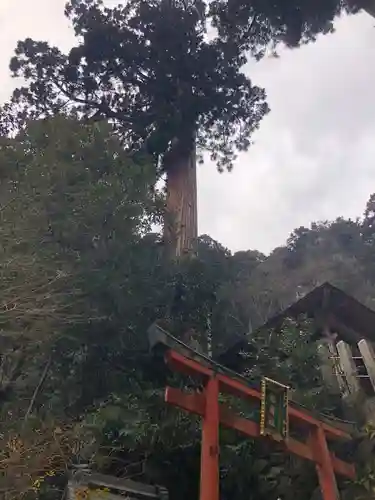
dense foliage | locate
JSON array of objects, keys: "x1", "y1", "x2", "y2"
[
  {"x1": 1, "y1": 116, "x2": 375, "y2": 499},
  {"x1": 2, "y1": 0, "x2": 369, "y2": 258},
  {"x1": 210, "y1": 0, "x2": 360, "y2": 56},
  {"x1": 0, "y1": 0, "x2": 270, "y2": 172},
  {"x1": 1, "y1": 0, "x2": 374, "y2": 495}
]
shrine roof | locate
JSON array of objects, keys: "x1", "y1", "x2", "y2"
[{"x1": 218, "y1": 282, "x2": 375, "y2": 369}]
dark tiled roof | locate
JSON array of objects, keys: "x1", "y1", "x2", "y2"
[{"x1": 218, "y1": 282, "x2": 375, "y2": 369}]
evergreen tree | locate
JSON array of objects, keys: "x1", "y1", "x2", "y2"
[
  {"x1": 0, "y1": 0, "x2": 268, "y2": 257},
  {"x1": 1, "y1": 0, "x2": 368, "y2": 257},
  {"x1": 210, "y1": 0, "x2": 361, "y2": 56}
]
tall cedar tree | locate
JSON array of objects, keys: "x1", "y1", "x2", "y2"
[
  {"x1": 0, "y1": 0, "x2": 365, "y2": 256},
  {"x1": 0, "y1": 0, "x2": 268, "y2": 258}
]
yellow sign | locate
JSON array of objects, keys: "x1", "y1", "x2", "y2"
[{"x1": 260, "y1": 377, "x2": 289, "y2": 441}]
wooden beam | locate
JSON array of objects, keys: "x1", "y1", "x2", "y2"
[
  {"x1": 165, "y1": 387, "x2": 355, "y2": 480},
  {"x1": 336, "y1": 340, "x2": 361, "y2": 395},
  {"x1": 165, "y1": 349, "x2": 212, "y2": 378},
  {"x1": 358, "y1": 339, "x2": 375, "y2": 392},
  {"x1": 200, "y1": 377, "x2": 219, "y2": 500},
  {"x1": 164, "y1": 350, "x2": 352, "y2": 440},
  {"x1": 67, "y1": 472, "x2": 167, "y2": 499},
  {"x1": 309, "y1": 426, "x2": 340, "y2": 500}
]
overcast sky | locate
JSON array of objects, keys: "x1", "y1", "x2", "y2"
[{"x1": 1, "y1": 1, "x2": 375, "y2": 254}]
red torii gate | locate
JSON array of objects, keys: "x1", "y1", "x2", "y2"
[{"x1": 163, "y1": 348, "x2": 356, "y2": 500}]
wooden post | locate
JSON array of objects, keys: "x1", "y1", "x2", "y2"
[
  {"x1": 309, "y1": 426, "x2": 339, "y2": 500},
  {"x1": 336, "y1": 340, "x2": 360, "y2": 395},
  {"x1": 316, "y1": 340, "x2": 345, "y2": 394},
  {"x1": 358, "y1": 339, "x2": 375, "y2": 391},
  {"x1": 162, "y1": 347, "x2": 355, "y2": 500},
  {"x1": 200, "y1": 376, "x2": 220, "y2": 500}
]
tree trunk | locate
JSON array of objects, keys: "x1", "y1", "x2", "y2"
[{"x1": 164, "y1": 140, "x2": 197, "y2": 258}]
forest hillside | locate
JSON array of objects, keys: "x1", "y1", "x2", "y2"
[{"x1": 0, "y1": 116, "x2": 375, "y2": 500}]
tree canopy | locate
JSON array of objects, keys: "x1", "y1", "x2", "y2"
[
  {"x1": 210, "y1": 0, "x2": 360, "y2": 56},
  {"x1": 1, "y1": 0, "x2": 270, "y2": 172},
  {"x1": 1, "y1": 0, "x2": 366, "y2": 172},
  {"x1": 1, "y1": 0, "x2": 368, "y2": 257}
]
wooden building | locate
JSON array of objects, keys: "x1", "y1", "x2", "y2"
[{"x1": 218, "y1": 282, "x2": 375, "y2": 423}]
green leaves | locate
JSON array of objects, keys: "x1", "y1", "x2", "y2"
[
  {"x1": 0, "y1": 116, "x2": 165, "y2": 497},
  {"x1": 210, "y1": 0, "x2": 360, "y2": 58},
  {"x1": 0, "y1": 116, "x2": 159, "y2": 402},
  {"x1": 240, "y1": 316, "x2": 342, "y2": 415},
  {"x1": 4, "y1": 115, "x2": 375, "y2": 500},
  {"x1": 1, "y1": 0, "x2": 269, "y2": 172},
  {"x1": 342, "y1": 425, "x2": 375, "y2": 500}
]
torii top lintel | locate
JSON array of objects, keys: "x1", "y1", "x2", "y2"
[{"x1": 164, "y1": 349, "x2": 352, "y2": 442}]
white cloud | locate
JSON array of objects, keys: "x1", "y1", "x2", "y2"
[
  {"x1": 199, "y1": 13, "x2": 375, "y2": 253},
  {"x1": 1, "y1": 1, "x2": 375, "y2": 254},
  {"x1": 0, "y1": 0, "x2": 74, "y2": 103}
]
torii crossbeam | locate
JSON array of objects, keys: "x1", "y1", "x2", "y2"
[{"x1": 149, "y1": 322, "x2": 356, "y2": 500}]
